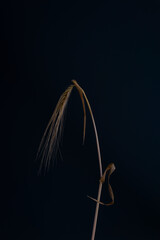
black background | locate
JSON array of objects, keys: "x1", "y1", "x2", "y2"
[{"x1": 1, "y1": 1, "x2": 160, "y2": 239}]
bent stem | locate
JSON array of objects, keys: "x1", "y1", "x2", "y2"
[
  {"x1": 72, "y1": 80, "x2": 103, "y2": 177},
  {"x1": 72, "y1": 80, "x2": 103, "y2": 240}
]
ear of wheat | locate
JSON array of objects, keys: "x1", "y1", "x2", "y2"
[
  {"x1": 37, "y1": 80, "x2": 115, "y2": 240},
  {"x1": 37, "y1": 84, "x2": 74, "y2": 173}
]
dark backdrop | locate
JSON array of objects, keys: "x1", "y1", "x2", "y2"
[{"x1": 1, "y1": 1, "x2": 160, "y2": 239}]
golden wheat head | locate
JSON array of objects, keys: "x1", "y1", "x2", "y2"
[{"x1": 37, "y1": 84, "x2": 74, "y2": 173}]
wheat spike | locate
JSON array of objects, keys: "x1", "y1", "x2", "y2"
[{"x1": 37, "y1": 84, "x2": 74, "y2": 173}]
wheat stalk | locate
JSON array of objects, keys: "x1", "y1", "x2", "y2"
[{"x1": 37, "y1": 80, "x2": 115, "y2": 240}]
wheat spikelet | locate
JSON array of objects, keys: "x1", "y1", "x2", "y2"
[
  {"x1": 37, "y1": 81, "x2": 87, "y2": 173},
  {"x1": 37, "y1": 84, "x2": 74, "y2": 173}
]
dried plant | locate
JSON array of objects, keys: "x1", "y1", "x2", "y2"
[
  {"x1": 37, "y1": 80, "x2": 116, "y2": 240},
  {"x1": 37, "y1": 84, "x2": 74, "y2": 173}
]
